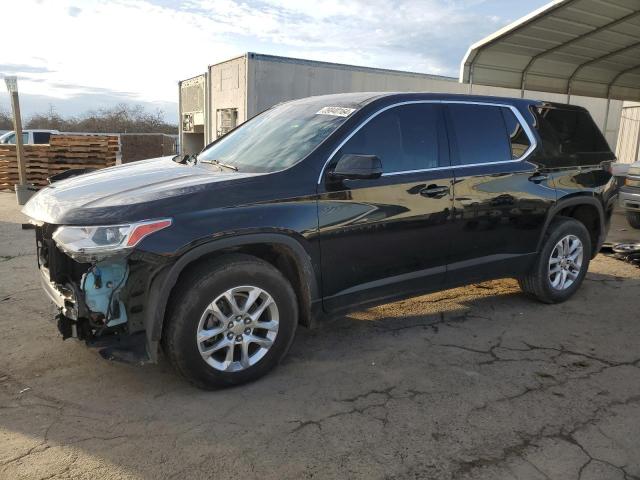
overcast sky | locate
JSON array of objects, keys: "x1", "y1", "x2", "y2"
[{"x1": 1, "y1": 0, "x2": 549, "y2": 123}]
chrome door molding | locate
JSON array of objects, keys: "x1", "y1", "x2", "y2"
[{"x1": 317, "y1": 99, "x2": 539, "y2": 184}]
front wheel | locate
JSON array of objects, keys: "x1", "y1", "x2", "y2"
[
  {"x1": 519, "y1": 217, "x2": 591, "y2": 304},
  {"x1": 163, "y1": 254, "x2": 298, "y2": 389}
]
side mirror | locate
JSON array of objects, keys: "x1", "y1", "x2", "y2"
[{"x1": 329, "y1": 154, "x2": 383, "y2": 180}]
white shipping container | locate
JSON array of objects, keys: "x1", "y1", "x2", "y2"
[
  {"x1": 178, "y1": 74, "x2": 208, "y2": 156},
  {"x1": 179, "y1": 53, "x2": 624, "y2": 155}
]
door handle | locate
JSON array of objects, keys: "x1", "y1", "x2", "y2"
[
  {"x1": 420, "y1": 184, "x2": 450, "y2": 198},
  {"x1": 528, "y1": 173, "x2": 549, "y2": 184}
]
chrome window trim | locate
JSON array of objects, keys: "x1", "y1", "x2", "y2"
[{"x1": 317, "y1": 99, "x2": 538, "y2": 184}]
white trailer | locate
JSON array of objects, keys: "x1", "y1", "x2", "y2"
[
  {"x1": 179, "y1": 53, "x2": 463, "y2": 154},
  {"x1": 178, "y1": 74, "x2": 208, "y2": 155},
  {"x1": 179, "y1": 52, "x2": 624, "y2": 155}
]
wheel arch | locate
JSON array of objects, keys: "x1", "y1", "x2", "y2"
[
  {"x1": 538, "y1": 195, "x2": 606, "y2": 258},
  {"x1": 143, "y1": 233, "x2": 320, "y2": 361}
]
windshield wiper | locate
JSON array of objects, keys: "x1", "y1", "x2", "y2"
[{"x1": 200, "y1": 158, "x2": 239, "y2": 171}]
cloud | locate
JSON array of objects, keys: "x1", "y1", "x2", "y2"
[
  {"x1": 0, "y1": 64, "x2": 54, "y2": 75},
  {"x1": 177, "y1": 0, "x2": 506, "y2": 75},
  {"x1": 67, "y1": 5, "x2": 81, "y2": 16},
  {"x1": 2, "y1": 0, "x2": 544, "y2": 121},
  {"x1": 48, "y1": 82, "x2": 139, "y2": 99}
]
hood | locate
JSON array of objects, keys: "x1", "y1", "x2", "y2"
[{"x1": 22, "y1": 156, "x2": 261, "y2": 225}]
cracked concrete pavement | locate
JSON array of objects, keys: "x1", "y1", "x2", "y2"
[{"x1": 1, "y1": 191, "x2": 639, "y2": 480}]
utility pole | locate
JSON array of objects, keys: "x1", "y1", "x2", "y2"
[{"x1": 4, "y1": 76, "x2": 31, "y2": 205}]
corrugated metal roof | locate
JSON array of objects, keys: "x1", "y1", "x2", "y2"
[{"x1": 460, "y1": 0, "x2": 640, "y2": 101}]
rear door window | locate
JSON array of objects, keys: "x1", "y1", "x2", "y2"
[
  {"x1": 446, "y1": 104, "x2": 511, "y2": 165},
  {"x1": 338, "y1": 103, "x2": 443, "y2": 173}
]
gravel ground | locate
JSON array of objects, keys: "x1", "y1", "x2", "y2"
[{"x1": 1, "y1": 191, "x2": 639, "y2": 480}]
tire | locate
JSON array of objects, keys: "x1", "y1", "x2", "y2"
[
  {"x1": 518, "y1": 217, "x2": 591, "y2": 304},
  {"x1": 163, "y1": 254, "x2": 298, "y2": 389},
  {"x1": 626, "y1": 211, "x2": 640, "y2": 230}
]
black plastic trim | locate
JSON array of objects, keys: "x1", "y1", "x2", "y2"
[
  {"x1": 538, "y1": 195, "x2": 606, "y2": 256},
  {"x1": 143, "y1": 233, "x2": 319, "y2": 361}
]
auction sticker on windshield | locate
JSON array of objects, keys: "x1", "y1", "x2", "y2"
[{"x1": 316, "y1": 106, "x2": 356, "y2": 117}]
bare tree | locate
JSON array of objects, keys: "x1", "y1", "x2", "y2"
[
  {"x1": 25, "y1": 104, "x2": 177, "y2": 134},
  {"x1": 0, "y1": 107, "x2": 13, "y2": 130},
  {"x1": 25, "y1": 105, "x2": 72, "y2": 131}
]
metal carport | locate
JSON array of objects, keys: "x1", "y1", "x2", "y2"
[{"x1": 460, "y1": 0, "x2": 640, "y2": 113}]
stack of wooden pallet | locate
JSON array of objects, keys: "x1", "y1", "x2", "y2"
[
  {"x1": 0, "y1": 145, "x2": 49, "y2": 189},
  {"x1": 0, "y1": 134, "x2": 119, "y2": 190}
]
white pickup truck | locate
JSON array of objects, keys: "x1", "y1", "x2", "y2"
[{"x1": 0, "y1": 129, "x2": 59, "y2": 145}]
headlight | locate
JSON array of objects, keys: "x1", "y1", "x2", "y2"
[{"x1": 52, "y1": 219, "x2": 172, "y2": 262}]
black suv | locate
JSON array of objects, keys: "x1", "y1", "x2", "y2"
[{"x1": 23, "y1": 93, "x2": 617, "y2": 388}]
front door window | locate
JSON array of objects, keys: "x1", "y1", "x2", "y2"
[{"x1": 336, "y1": 103, "x2": 442, "y2": 174}]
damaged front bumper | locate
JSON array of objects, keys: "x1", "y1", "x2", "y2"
[
  {"x1": 34, "y1": 223, "x2": 168, "y2": 364},
  {"x1": 40, "y1": 266, "x2": 75, "y2": 317}
]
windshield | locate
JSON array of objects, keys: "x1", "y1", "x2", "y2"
[
  {"x1": 0, "y1": 132, "x2": 29, "y2": 144},
  {"x1": 197, "y1": 99, "x2": 357, "y2": 173}
]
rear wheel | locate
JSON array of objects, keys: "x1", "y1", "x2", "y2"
[
  {"x1": 519, "y1": 217, "x2": 591, "y2": 303},
  {"x1": 626, "y1": 211, "x2": 640, "y2": 229},
  {"x1": 163, "y1": 254, "x2": 298, "y2": 389}
]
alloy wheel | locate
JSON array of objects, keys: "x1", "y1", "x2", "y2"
[
  {"x1": 196, "y1": 285, "x2": 279, "y2": 372},
  {"x1": 548, "y1": 234, "x2": 583, "y2": 290}
]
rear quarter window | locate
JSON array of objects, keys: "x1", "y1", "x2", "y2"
[
  {"x1": 33, "y1": 132, "x2": 52, "y2": 144},
  {"x1": 534, "y1": 107, "x2": 612, "y2": 166}
]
